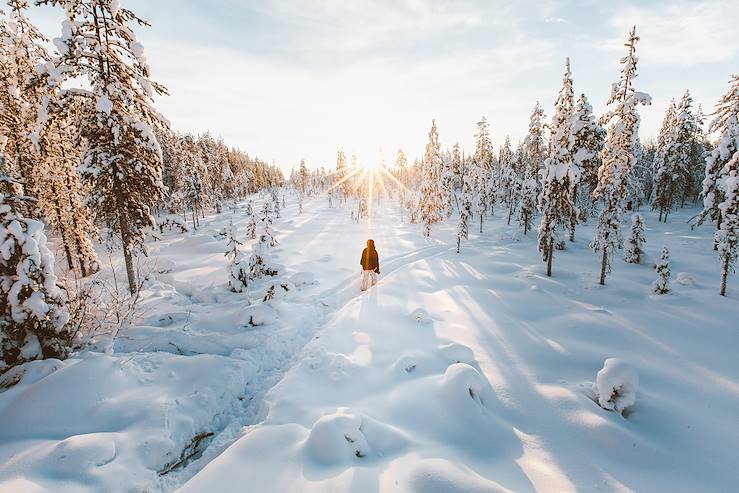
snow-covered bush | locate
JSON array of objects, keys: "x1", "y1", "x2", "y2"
[
  {"x1": 593, "y1": 358, "x2": 638, "y2": 414},
  {"x1": 1, "y1": 189, "x2": 71, "y2": 372},
  {"x1": 624, "y1": 213, "x2": 646, "y2": 264},
  {"x1": 247, "y1": 251, "x2": 278, "y2": 280},
  {"x1": 653, "y1": 246, "x2": 671, "y2": 294},
  {"x1": 224, "y1": 222, "x2": 248, "y2": 293}
]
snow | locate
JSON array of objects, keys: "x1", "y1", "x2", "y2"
[
  {"x1": 594, "y1": 358, "x2": 639, "y2": 414},
  {"x1": 1, "y1": 196, "x2": 738, "y2": 492}
]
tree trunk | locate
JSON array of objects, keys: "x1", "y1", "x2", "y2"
[
  {"x1": 547, "y1": 238, "x2": 553, "y2": 277},
  {"x1": 720, "y1": 256, "x2": 729, "y2": 296},
  {"x1": 117, "y1": 201, "x2": 137, "y2": 294},
  {"x1": 480, "y1": 214, "x2": 483, "y2": 234},
  {"x1": 52, "y1": 197, "x2": 74, "y2": 271},
  {"x1": 507, "y1": 199, "x2": 514, "y2": 225},
  {"x1": 658, "y1": 209, "x2": 663, "y2": 222},
  {"x1": 456, "y1": 237, "x2": 460, "y2": 254},
  {"x1": 599, "y1": 247, "x2": 608, "y2": 285}
]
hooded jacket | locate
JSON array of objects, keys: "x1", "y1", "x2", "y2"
[{"x1": 360, "y1": 240, "x2": 380, "y2": 273}]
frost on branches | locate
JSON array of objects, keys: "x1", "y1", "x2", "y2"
[
  {"x1": 538, "y1": 58, "x2": 578, "y2": 276},
  {"x1": 624, "y1": 213, "x2": 646, "y2": 264},
  {"x1": 591, "y1": 27, "x2": 651, "y2": 285},
  {"x1": 652, "y1": 246, "x2": 671, "y2": 294},
  {"x1": 1, "y1": 180, "x2": 70, "y2": 372}
]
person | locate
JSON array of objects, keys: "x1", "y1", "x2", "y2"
[{"x1": 360, "y1": 239, "x2": 380, "y2": 291}]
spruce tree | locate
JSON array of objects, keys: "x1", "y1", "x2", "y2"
[
  {"x1": 41, "y1": 0, "x2": 169, "y2": 294},
  {"x1": 653, "y1": 100, "x2": 678, "y2": 221},
  {"x1": 224, "y1": 221, "x2": 248, "y2": 293},
  {"x1": 652, "y1": 246, "x2": 671, "y2": 294},
  {"x1": 457, "y1": 172, "x2": 472, "y2": 253},
  {"x1": 697, "y1": 75, "x2": 739, "y2": 295},
  {"x1": 1, "y1": 177, "x2": 71, "y2": 371},
  {"x1": 673, "y1": 90, "x2": 698, "y2": 207},
  {"x1": 419, "y1": 119, "x2": 444, "y2": 237},
  {"x1": 591, "y1": 27, "x2": 651, "y2": 285},
  {"x1": 624, "y1": 213, "x2": 646, "y2": 264},
  {"x1": 538, "y1": 58, "x2": 577, "y2": 277},
  {"x1": 571, "y1": 93, "x2": 605, "y2": 220}
]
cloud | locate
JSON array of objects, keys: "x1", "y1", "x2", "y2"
[{"x1": 605, "y1": 0, "x2": 739, "y2": 66}]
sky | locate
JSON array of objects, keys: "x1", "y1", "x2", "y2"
[{"x1": 29, "y1": 0, "x2": 739, "y2": 172}]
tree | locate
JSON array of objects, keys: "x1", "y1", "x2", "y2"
[
  {"x1": 299, "y1": 159, "x2": 309, "y2": 195},
  {"x1": 224, "y1": 221, "x2": 248, "y2": 293},
  {"x1": 673, "y1": 90, "x2": 699, "y2": 207},
  {"x1": 1, "y1": 178, "x2": 71, "y2": 372},
  {"x1": 717, "y1": 169, "x2": 738, "y2": 296},
  {"x1": 475, "y1": 117, "x2": 496, "y2": 218},
  {"x1": 259, "y1": 202, "x2": 277, "y2": 248},
  {"x1": 653, "y1": 100, "x2": 678, "y2": 221},
  {"x1": 419, "y1": 119, "x2": 444, "y2": 237},
  {"x1": 571, "y1": 93, "x2": 605, "y2": 220},
  {"x1": 652, "y1": 246, "x2": 671, "y2": 294},
  {"x1": 538, "y1": 58, "x2": 577, "y2": 276},
  {"x1": 41, "y1": 0, "x2": 169, "y2": 294},
  {"x1": 0, "y1": 1, "x2": 50, "y2": 202},
  {"x1": 624, "y1": 213, "x2": 646, "y2": 264},
  {"x1": 457, "y1": 172, "x2": 472, "y2": 253},
  {"x1": 591, "y1": 27, "x2": 651, "y2": 285},
  {"x1": 497, "y1": 136, "x2": 515, "y2": 209}
]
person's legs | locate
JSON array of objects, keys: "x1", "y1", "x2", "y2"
[
  {"x1": 370, "y1": 271, "x2": 377, "y2": 286},
  {"x1": 361, "y1": 270, "x2": 370, "y2": 291}
]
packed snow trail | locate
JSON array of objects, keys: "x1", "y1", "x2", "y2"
[{"x1": 178, "y1": 203, "x2": 738, "y2": 493}]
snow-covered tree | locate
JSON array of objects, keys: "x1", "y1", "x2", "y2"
[
  {"x1": 591, "y1": 27, "x2": 651, "y2": 285},
  {"x1": 259, "y1": 202, "x2": 277, "y2": 249},
  {"x1": 299, "y1": 159, "x2": 309, "y2": 195},
  {"x1": 40, "y1": 0, "x2": 169, "y2": 294},
  {"x1": 653, "y1": 246, "x2": 671, "y2": 294},
  {"x1": 697, "y1": 75, "x2": 739, "y2": 295},
  {"x1": 457, "y1": 172, "x2": 472, "y2": 253},
  {"x1": 1, "y1": 178, "x2": 71, "y2": 371},
  {"x1": 624, "y1": 213, "x2": 646, "y2": 264},
  {"x1": 518, "y1": 103, "x2": 546, "y2": 235},
  {"x1": 717, "y1": 169, "x2": 738, "y2": 296},
  {"x1": 571, "y1": 93, "x2": 605, "y2": 219},
  {"x1": 0, "y1": 1, "x2": 50, "y2": 201},
  {"x1": 475, "y1": 116, "x2": 496, "y2": 218},
  {"x1": 497, "y1": 136, "x2": 514, "y2": 206},
  {"x1": 418, "y1": 119, "x2": 444, "y2": 237},
  {"x1": 224, "y1": 221, "x2": 248, "y2": 293},
  {"x1": 653, "y1": 100, "x2": 678, "y2": 221},
  {"x1": 538, "y1": 58, "x2": 577, "y2": 276},
  {"x1": 673, "y1": 90, "x2": 699, "y2": 206},
  {"x1": 246, "y1": 213, "x2": 257, "y2": 240}
]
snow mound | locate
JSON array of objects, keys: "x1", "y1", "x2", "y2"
[
  {"x1": 411, "y1": 308, "x2": 433, "y2": 324},
  {"x1": 289, "y1": 271, "x2": 317, "y2": 287},
  {"x1": 407, "y1": 458, "x2": 514, "y2": 493},
  {"x1": 676, "y1": 272, "x2": 695, "y2": 287},
  {"x1": 439, "y1": 342, "x2": 476, "y2": 365},
  {"x1": 0, "y1": 358, "x2": 65, "y2": 391},
  {"x1": 594, "y1": 358, "x2": 639, "y2": 414},
  {"x1": 441, "y1": 363, "x2": 492, "y2": 413},
  {"x1": 303, "y1": 408, "x2": 406, "y2": 465},
  {"x1": 244, "y1": 304, "x2": 276, "y2": 326}
]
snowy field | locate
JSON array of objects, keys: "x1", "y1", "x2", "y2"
[{"x1": 0, "y1": 194, "x2": 737, "y2": 493}]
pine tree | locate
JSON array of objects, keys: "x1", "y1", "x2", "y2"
[
  {"x1": 299, "y1": 159, "x2": 309, "y2": 196},
  {"x1": 474, "y1": 161, "x2": 488, "y2": 233},
  {"x1": 673, "y1": 90, "x2": 698, "y2": 207},
  {"x1": 41, "y1": 0, "x2": 169, "y2": 294},
  {"x1": 419, "y1": 119, "x2": 444, "y2": 237},
  {"x1": 457, "y1": 172, "x2": 472, "y2": 253},
  {"x1": 624, "y1": 213, "x2": 646, "y2": 264},
  {"x1": 571, "y1": 93, "x2": 606, "y2": 220},
  {"x1": 259, "y1": 202, "x2": 277, "y2": 249},
  {"x1": 518, "y1": 103, "x2": 546, "y2": 235},
  {"x1": 1, "y1": 177, "x2": 71, "y2": 371},
  {"x1": 717, "y1": 169, "x2": 738, "y2": 296},
  {"x1": 246, "y1": 213, "x2": 257, "y2": 239},
  {"x1": 475, "y1": 116, "x2": 496, "y2": 218},
  {"x1": 538, "y1": 58, "x2": 577, "y2": 276},
  {"x1": 652, "y1": 246, "x2": 671, "y2": 294},
  {"x1": 224, "y1": 221, "x2": 248, "y2": 293},
  {"x1": 591, "y1": 27, "x2": 651, "y2": 285},
  {"x1": 697, "y1": 75, "x2": 739, "y2": 295},
  {"x1": 452, "y1": 142, "x2": 463, "y2": 188},
  {"x1": 0, "y1": 1, "x2": 50, "y2": 202},
  {"x1": 497, "y1": 136, "x2": 514, "y2": 207},
  {"x1": 653, "y1": 100, "x2": 678, "y2": 221}
]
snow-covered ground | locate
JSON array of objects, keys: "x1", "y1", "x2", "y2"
[{"x1": 1, "y1": 194, "x2": 737, "y2": 493}]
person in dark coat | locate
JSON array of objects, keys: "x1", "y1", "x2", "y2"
[{"x1": 360, "y1": 239, "x2": 380, "y2": 291}]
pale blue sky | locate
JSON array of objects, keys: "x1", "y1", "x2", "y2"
[{"x1": 30, "y1": 0, "x2": 739, "y2": 171}]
